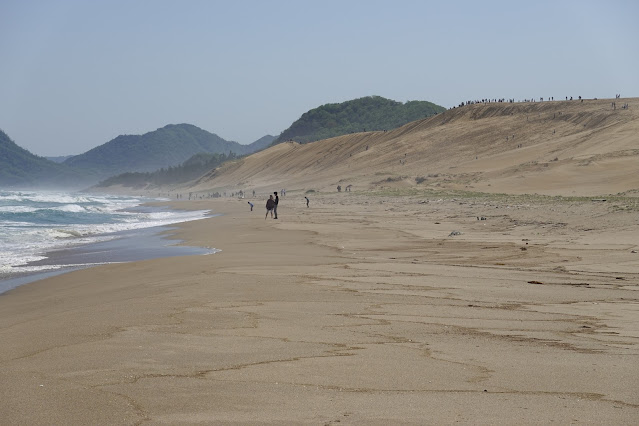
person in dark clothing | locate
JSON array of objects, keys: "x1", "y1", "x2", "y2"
[
  {"x1": 265, "y1": 195, "x2": 275, "y2": 219},
  {"x1": 305, "y1": 196, "x2": 309, "y2": 207},
  {"x1": 273, "y1": 192, "x2": 279, "y2": 219}
]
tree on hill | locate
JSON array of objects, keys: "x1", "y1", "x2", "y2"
[
  {"x1": 247, "y1": 134, "x2": 276, "y2": 152},
  {"x1": 63, "y1": 124, "x2": 272, "y2": 183},
  {"x1": 63, "y1": 124, "x2": 239, "y2": 178},
  {"x1": 94, "y1": 152, "x2": 236, "y2": 189},
  {"x1": 274, "y1": 96, "x2": 446, "y2": 144},
  {"x1": 0, "y1": 129, "x2": 82, "y2": 187}
]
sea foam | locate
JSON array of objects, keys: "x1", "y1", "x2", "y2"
[{"x1": 0, "y1": 190, "x2": 209, "y2": 278}]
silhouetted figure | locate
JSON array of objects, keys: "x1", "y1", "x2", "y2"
[
  {"x1": 273, "y1": 192, "x2": 279, "y2": 219},
  {"x1": 265, "y1": 195, "x2": 275, "y2": 219}
]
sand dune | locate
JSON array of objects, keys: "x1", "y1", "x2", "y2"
[
  {"x1": 2, "y1": 191, "x2": 637, "y2": 424},
  {"x1": 2, "y1": 97, "x2": 638, "y2": 424},
  {"x1": 187, "y1": 98, "x2": 638, "y2": 197}
]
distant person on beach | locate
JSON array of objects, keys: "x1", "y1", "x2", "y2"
[
  {"x1": 265, "y1": 195, "x2": 275, "y2": 219},
  {"x1": 273, "y1": 192, "x2": 279, "y2": 219},
  {"x1": 305, "y1": 196, "x2": 309, "y2": 207},
  {"x1": 248, "y1": 201, "x2": 253, "y2": 211}
]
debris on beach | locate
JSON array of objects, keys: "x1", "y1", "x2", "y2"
[{"x1": 448, "y1": 230, "x2": 462, "y2": 237}]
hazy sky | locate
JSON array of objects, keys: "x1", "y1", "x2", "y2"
[{"x1": 1, "y1": 0, "x2": 638, "y2": 156}]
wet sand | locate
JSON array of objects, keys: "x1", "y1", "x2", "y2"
[
  {"x1": 0, "y1": 193, "x2": 637, "y2": 424},
  {"x1": 0, "y1": 223, "x2": 213, "y2": 295}
]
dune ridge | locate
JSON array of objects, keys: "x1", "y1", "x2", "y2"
[
  {"x1": 1, "y1": 97, "x2": 638, "y2": 424},
  {"x1": 186, "y1": 98, "x2": 638, "y2": 197}
]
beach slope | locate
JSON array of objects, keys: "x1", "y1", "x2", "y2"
[{"x1": 1, "y1": 193, "x2": 637, "y2": 424}]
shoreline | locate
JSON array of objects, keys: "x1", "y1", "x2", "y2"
[
  {"x1": 0, "y1": 193, "x2": 637, "y2": 424},
  {"x1": 0, "y1": 223, "x2": 215, "y2": 296},
  {"x1": 0, "y1": 201, "x2": 217, "y2": 295}
]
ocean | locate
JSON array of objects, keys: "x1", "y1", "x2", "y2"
[{"x1": 0, "y1": 190, "x2": 213, "y2": 294}]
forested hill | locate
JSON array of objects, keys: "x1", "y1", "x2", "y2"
[
  {"x1": 274, "y1": 96, "x2": 446, "y2": 144},
  {"x1": 63, "y1": 124, "x2": 271, "y2": 181},
  {"x1": 0, "y1": 129, "x2": 82, "y2": 187},
  {"x1": 94, "y1": 152, "x2": 235, "y2": 190},
  {"x1": 247, "y1": 134, "x2": 276, "y2": 152}
]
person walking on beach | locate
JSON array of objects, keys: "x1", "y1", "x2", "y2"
[
  {"x1": 273, "y1": 191, "x2": 279, "y2": 219},
  {"x1": 265, "y1": 195, "x2": 275, "y2": 219},
  {"x1": 305, "y1": 196, "x2": 309, "y2": 208}
]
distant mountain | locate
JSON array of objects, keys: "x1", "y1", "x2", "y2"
[
  {"x1": 274, "y1": 96, "x2": 446, "y2": 144},
  {"x1": 0, "y1": 129, "x2": 83, "y2": 188},
  {"x1": 94, "y1": 152, "x2": 236, "y2": 190},
  {"x1": 63, "y1": 124, "x2": 268, "y2": 181},
  {"x1": 246, "y1": 134, "x2": 276, "y2": 152},
  {"x1": 93, "y1": 135, "x2": 275, "y2": 190},
  {"x1": 46, "y1": 155, "x2": 74, "y2": 163}
]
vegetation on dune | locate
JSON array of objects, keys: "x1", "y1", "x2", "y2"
[
  {"x1": 95, "y1": 152, "x2": 236, "y2": 188},
  {"x1": 363, "y1": 187, "x2": 639, "y2": 210},
  {"x1": 274, "y1": 96, "x2": 446, "y2": 144}
]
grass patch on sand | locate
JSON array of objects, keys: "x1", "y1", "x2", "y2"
[{"x1": 361, "y1": 187, "x2": 639, "y2": 210}]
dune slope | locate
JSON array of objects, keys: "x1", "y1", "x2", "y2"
[{"x1": 188, "y1": 98, "x2": 638, "y2": 197}]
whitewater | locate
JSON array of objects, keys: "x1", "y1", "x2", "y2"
[{"x1": 0, "y1": 190, "x2": 211, "y2": 292}]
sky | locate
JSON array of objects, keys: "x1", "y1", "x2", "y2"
[{"x1": 1, "y1": 0, "x2": 638, "y2": 156}]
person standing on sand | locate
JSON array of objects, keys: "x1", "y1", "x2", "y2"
[
  {"x1": 273, "y1": 191, "x2": 279, "y2": 219},
  {"x1": 305, "y1": 196, "x2": 309, "y2": 208},
  {"x1": 248, "y1": 201, "x2": 254, "y2": 211},
  {"x1": 265, "y1": 195, "x2": 275, "y2": 219}
]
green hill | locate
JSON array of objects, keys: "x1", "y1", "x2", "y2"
[
  {"x1": 0, "y1": 129, "x2": 82, "y2": 188},
  {"x1": 64, "y1": 124, "x2": 271, "y2": 181},
  {"x1": 94, "y1": 152, "x2": 235, "y2": 190},
  {"x1": 247, "y1": 134, "x2": 276, "y2": 152},
  {"x1": 274, "y1": 96, "x2": 446, "y2": 144}
]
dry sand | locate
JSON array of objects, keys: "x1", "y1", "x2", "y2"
[
  {"x1": 1, "y1": 190, "x2": 638, "y2": 424},
  {"x1": 186, "y1": 98, "x2": 639, "y2": 198},
  {"x1": 2, "y1": 98, "x2": 638, "y2": 424}
]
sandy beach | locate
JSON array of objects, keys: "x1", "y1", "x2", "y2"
[
  {"x1": 1, "y1": 190, "x2": 637, "y2": 424},
  {"x1": 3, "y1": 1, "x2": 638, "y2": 422}
]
